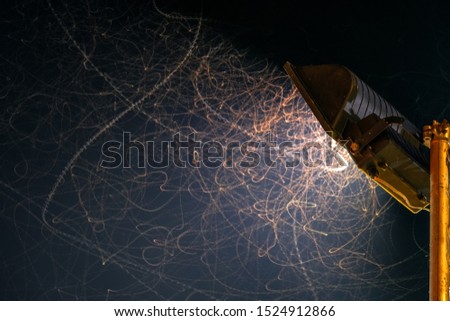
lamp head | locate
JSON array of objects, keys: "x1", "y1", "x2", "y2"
[{"x1": 284, "y1": 62, "x2": 430, "y2": 213}]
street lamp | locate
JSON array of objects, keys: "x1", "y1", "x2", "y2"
[{"x1": 284, "y1": 62, "x2": 449, "y2": 300}]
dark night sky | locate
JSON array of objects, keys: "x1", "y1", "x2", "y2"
[
  {"x1": 171, "y1": 0, "x2": 450, "y2": 125},
  {"x1": 1, "y1": 0, "x2": 449, "y2": 300}
]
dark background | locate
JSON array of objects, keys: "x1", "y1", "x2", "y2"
[
  {"x1": 165, "y1": 0, "x2": 450, "y2": 126},
  {"x1": 2, "y1": 0, "x2": 449, "y2": 300}
]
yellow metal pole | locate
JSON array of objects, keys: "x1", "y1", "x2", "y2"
[{"x1": 424, "y1": 120, "x2": 450, "y2": 301}]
